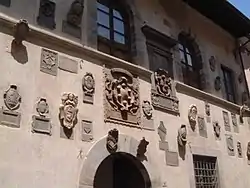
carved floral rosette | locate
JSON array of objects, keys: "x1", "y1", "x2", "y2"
[
  {"x1": 104, "y1": 68, "x2": 140, "y2": 126},
  {"x1": 151, "y1": 68, "x2": 179, "y2": 114},
  {"x1": 59, "y1": 93, "x2": 78, "y2": 129}
]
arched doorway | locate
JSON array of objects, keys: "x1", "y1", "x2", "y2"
[{"x1": 94, "y1": 152, "x2": 151, "y2": 188}]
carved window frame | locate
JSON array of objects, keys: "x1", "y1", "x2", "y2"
[
  {"x1": 97, "y1": 0, "x2": 132, "y2": 62},
  {"x1": 221, "y1": 65, "x2": 236, "y2": 103}
]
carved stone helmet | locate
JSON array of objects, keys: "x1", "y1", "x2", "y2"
[
  {"x1": 14, "y1": 19, "x2": 29, "y2": 44},
  {"x1": 178, "y1": 125, "x2": 187, "y2": 147},
  {"x1": 67, "y1": 0, "x2": 84, "y2": 26}
]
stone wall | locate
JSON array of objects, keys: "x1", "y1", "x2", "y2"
[{"x1": 0, "y1": 0, "x2": 250, "y2": 188}]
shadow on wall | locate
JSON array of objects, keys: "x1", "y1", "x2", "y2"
[{"x1": 11, "y1": 39, "x2": 28, "y2": 64}]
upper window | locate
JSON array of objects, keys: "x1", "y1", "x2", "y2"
[
  {"x1": 193, "y1": 155, "x2": 219, "y2": 188},
  {"x1": 97, "y1": 0, "x2": 131, "y2": 62},
  {"x1": 178, "y1": 33, "x2": 202, "y2": 90},
  {"x1": 221, "y1": 66, "x2": 236, "y2": 103}
]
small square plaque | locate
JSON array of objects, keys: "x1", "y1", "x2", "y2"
[
  {"x1": 81, "y1": 120, "x2": 93, "y2": 142},
  {"x1": 0, "y1": 109, "x2": 21, "y2": 128},
  {"x1": 165, "y1": 151, "x2": 179, "y2": 166},
  {"x1": 32, "y1": 115, "x2": 51, "y2": 135}
]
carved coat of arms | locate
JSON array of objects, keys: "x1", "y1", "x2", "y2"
[
  {"x1": 106, "y1": 128, "x2": 119, "y2": 154},
  {"x1": 3, "y1": 85, "x2": 21, "y2": 111},
  {"x1": 177, "y1": 125, "x2": 187, "y2": 147},
  {"x1": 36, "y1": 98, "x2": 49, "y2": 117},
  {"x1": 59, "y1": 93, "x2": 78, "y2": 129},
  {"x1": 82, "y1": 72, "x2": 95, "y2": 95},
  {"x1": 142, "y1": 100, "x2": 153, "y2": 119},
  {"x1": 155, "y1": 69, "x2": 172, "y2": 97},
  {"x1": 104, "y1": 68, "x2": 140, "y2": 125}
]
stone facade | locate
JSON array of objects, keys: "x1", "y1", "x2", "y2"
[{"x1": 0, "y1": 0, "x2": 250, "y2": 188}]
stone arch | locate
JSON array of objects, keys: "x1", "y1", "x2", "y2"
[{"x1": 78, "y1": 134, "x2": 159, "y2": 188}]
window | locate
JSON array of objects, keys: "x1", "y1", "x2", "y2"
[
  {"x1": 193, "y1": 155, "x2": 219, "y2": 188},
  {"x1": 97, "y1": 0, "x2": 131, "y2": 62},
  {"x1": 221, "y1": 66, "x2": 236, "y2": 103},
  {"x1": 178, "y1": 33, "x2": 202, "y2": 90}
]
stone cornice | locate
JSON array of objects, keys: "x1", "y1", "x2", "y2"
[
  {"x1": 176, "y1": 81, "x2": 250, "y2": 115},
  {"x1": 0, "y1": 13, "x2": 152, "y2": 79}
]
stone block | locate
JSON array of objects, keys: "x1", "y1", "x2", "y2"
[
  {"x1": 40, "y1": 48, "x2": 58, "y2": 76},
  {"x1": 0, "y1": 109, "x2": 21, "y2": 128},
  {"x1": 62, "y1": 20, "x2": 81, "y2": 39},
  {"x1": 159, "y1": 141, "x2": 168, "y2": 151},
  {"x1": 59, "y1": 55, "x2": 78, "y2": 74},
  {"x1": 81, "y1": 120, "x2": 93, "y2": 142},
  {"x1": 32, "y1": 115, "x2": 51, "y2": 135},
  {"x1": 165, "y1": 151, "x2": 179, "y2": 166}
]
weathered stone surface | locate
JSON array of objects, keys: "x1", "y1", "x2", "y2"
[
  {"x1": 62, "y1": 20, "x2": 81, "y2": 39},
  {"x1": 59, "y1": 55, "x2": 78, "y2": 73},
  {"x1": 60, "y1": 126, "x2": 74, "y2": 140},
  {"x1": 223, "y1": 111, "x2": 231, "y2": 132},
  {"x1": 32, "y1": 115, "x2": 51, "y2": 135},
  {"x1": 104, "y1": 68, "x2": 140, "y2": 126},
  {"x1": 40, "y1": 48, "x2": 58, "y2": 76},
  {"x1": 37, "y1": 0, "x2": 56, "y2": 29},
  {"x1": 0, "y1": 109, "x2": 21, "y2": 128},
  {"x1": 165, "y1": 151, "x2": 179, "y2": 166},
  {"x1": 158, "y1": 121, "x2": 167, "y2": 142},
  {"x1": 198, "y1": 116, "x2": 207, "y2": 138},
  {"x1": 209, "y1": 56, "x2": 216, "y2": 72},
  {"x1": 214, "y1": 76, "x2": 221, "y2": 91},
  {"x1": 81, "y1": 120, "x2": 93, "y2": 142},
  {"x1": 226, "y1": 134, "x2": 234, "y2": 156},
  {"x1": 159, "y1": 141, "x2": 169, "y2": 151},
  {"x1": 231, "y1": 113, "x2": 239, "y2": 133}
]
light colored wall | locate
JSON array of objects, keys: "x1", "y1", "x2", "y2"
[{"x1": 0, "y1": 0, "x2": 250, "y2": 188}]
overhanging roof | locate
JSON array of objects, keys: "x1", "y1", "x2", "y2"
[{"x1": 182, "y1": 0, "x2": 250, "y2": 38}]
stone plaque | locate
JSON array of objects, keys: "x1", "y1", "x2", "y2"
[
  {"x1": 159, "y1": 141, "x2": 169, "y2": 151},
  {"x1": 0, "y1": 109, "x2": 21, "y2": 128},
  {"x1": 81, "y1": 120, "x2": 93, "y2": 142},
  {"x1": 198, "y1": 116, "x2": 207, "y2": 138},
  {"x1": 82, "y1": 72, "x2": 95, "y2": 104},
  {"x1": 37, "y1": 0, "x2": 56, "y2": 29},
  {"x1": 165, "y1": 151, "x2": 179, "y2": 166},
  {"x1": 151, "y1": 69, "x2": 179, "y2": 115},
  {"x1": 104, "y1": 68, "x2": 140, "y2": 126},
  {"x1": 223, "y1": 111, "x2": 231, "y2": 132},
  {"x1": 40, "y1": 48, "x2": 58, "y2": 76},
  {"x1": 32, "y1": 115, "x2": 51, "y2": 135},
  {"x1": 59, "y1": 55, "x2": 78, "y2": 74},
  {"x1": 231, "y1": 113, "x2": 239, "y2": 133},
  {"x1": 226, "y1": 134, "x2": 234, "y2": 156},
  {"x1": 62, "y1": 20, "x2": 81, "y2": 39},
  {"x1": 0, "y1": 0, "x2": 10, "y2": 7}
]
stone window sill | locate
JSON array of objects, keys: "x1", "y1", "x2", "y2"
[
  {"x1": 0, "y1": 13, "x2": 152, "y2": 79},
  {"x1": 175, "y1": 81, "x2": 249, "y2": 115}
]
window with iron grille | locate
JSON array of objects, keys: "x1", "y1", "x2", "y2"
[
  {"x1": 193, "y1": 155, "x2": 219, "y2": 188},
  {"x1": 221, "y1": 65, "x2": 236, "y2": 103},
  {"x1": 97, "y1": 0, "x2": 132, "y2": 62}
]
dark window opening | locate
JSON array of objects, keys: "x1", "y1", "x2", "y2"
[
  {"x1": 221, "y1": 66, "x2": 236, "y2": 103},
  {"x1": 193, "y1": 155, "x2": 219, "y2": 188},
  {"x1": 97, "y1": 0, "x2": 131, "y2": 62}
]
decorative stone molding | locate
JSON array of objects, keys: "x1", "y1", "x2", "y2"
[
  {"x1": 62, "y1": 0, "x2": 84, "y2": 38},
  {"x1": 3, "y1": 85, "x2": 21, "y2": 111},
  {"x1": 177, "y1": 124, "x2": 187, "y2": 147},
  {"x1": 37, "y1": 0, "x2": 56, "y2": 29},
  {"x1": 214, "y1": 76, "x2": 221, "y2": 91},
  {"x1": 223, "y1": 111, "x2": 231, "y2": 132},
  {"x1": 151, "y1": 69, "x2": 179, "y2": 115},
  {"x1": 82, "y1": 72, "x2": 95, "y2": 104},
  {"x1": 59, "y1": 93, "x2": 78, "y2": 129},
  {"x1": 32, "y1": 98, "x2": 51, "y2": 135},
  {"x1": 136, "y1": 137, "x2": 149, "y2": 162},
  {"x1": 40, "y1": 48, "x2": 58, "y2": 76},
  {"x1": 141, "y1": 100, "x2": 154, "y2": 130},
  {"x1": 231, "y1": 113, "x2": 239, "y2": 133},
  {"x1": 209, "y1": 56, "x2": 216, "y2": 72},
  {"x1": 237, "y1": 141, "x2": 242, "y2": 158},
  {"x1": 106, "y1": 128, "x2": 119, "y2": 154},
  {"x1": 104, "y1": 68, "x2": 140, "y2": 126},
  {"x1": 247, "y1": 142, "x2": 250, "y2": 165},
  {"x1": 226, "y1": 134, "x2": 234, "y2": 156},
  {"x1": 188, "y1": 104, "x2": 197, "y2": 131},
  {"x1": 13, "y1": 19, "x2": 29, "y2": 45},
  {"x1": 0, "y1": 85, "x2": 21, "y2": 128},
  {"x1": 198, "y1": 116, "x2": 207, "y2": 138},
  {"x1": 213, "y1": 121, "x2": 221, "y2": 140}
]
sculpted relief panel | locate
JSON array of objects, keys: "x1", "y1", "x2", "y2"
[
  {"x1": 151, "y1": 69, "x2": 179, "y2": 114},
  {"x1": 104, "y1": 68, "x2": 140, "y2": 126}
]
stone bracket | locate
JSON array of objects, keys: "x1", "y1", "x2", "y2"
[{"x1": 32, "y1": 115, "x2": 52, "y2": 135}]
